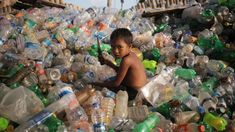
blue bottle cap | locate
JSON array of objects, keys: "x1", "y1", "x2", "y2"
[{"x1": 198, "y1": 106, "x2": 205, "y2": 114}]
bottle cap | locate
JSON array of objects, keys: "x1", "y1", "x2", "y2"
[
  {"x1": 198, "y1": 106, "x2": 205, "y2": 114},
  {"x1": 198, "y1": 125, "x2": 205, "y2": 132}
]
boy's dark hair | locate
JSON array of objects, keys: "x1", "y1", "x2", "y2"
[{"x1": 110, "y1": 28, "x2": 133, "y2": 46}]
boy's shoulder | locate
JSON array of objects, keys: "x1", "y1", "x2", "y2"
[{"x1": 122, "y1": 52, "x2": 138, "y2": 64}]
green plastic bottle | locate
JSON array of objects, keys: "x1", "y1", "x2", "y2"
[
  {"x1": 203, "y1": 113, "x2": 227, "y2": 131},
  {"x1": 132, "y1": 113, "x2": 160, "y2": 132},
  {"x1": 0, "y1": 63, "x2": 24, "y2": 78},
  {"x1": 175, "y1": 68, "x2": 196, "y2": 80},
  {"x1": 200, "y1": 77, "x2": 217, "y2": 93},
  {"x1": 202, "y1": 9, "x2": 215, "y2": 20},
  {"x1": 8, "y1": 82, "x2": 20, "y2": 89},
  {"x1": 152, "y1": 23, "x2": 168, "y2": 36},
  {"x1": 89, "y1": 43, "x2": 111, "y2": 57},
  {"x1": 151, "y1": 48, "x2": 161, "y2": 61},
  {"x1": 156, "y1": 103, "x2": 171, "y2": 119},
  {"x1": 26, "y1": 19, "x2": 37, "y2": 29},
  {"x1": 197, "y1": 35, "x2": 224, "y2": 51},
  {"x1": 142, "y1": 60, "x2": 157, "y2": 70},
  {"x1": 28, "y1": 85, "x2": 49, "y2": 106},
  {"x1": 43, "y1": 115, "x2": 63, "y2": 132},
  {"x1": 0, "y1": 117, "x2": 9, "y2": 131}
]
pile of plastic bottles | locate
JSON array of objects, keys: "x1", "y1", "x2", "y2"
[{"x1": 0, "y1": 0, "x2": 235, "y2": 131}]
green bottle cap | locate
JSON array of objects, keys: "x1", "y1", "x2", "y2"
[{"x1": 0, "y1": 117, "x2": 9, "y2": 131}]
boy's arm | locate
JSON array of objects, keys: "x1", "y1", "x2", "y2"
[
  {"x1": 98, "y1": 54, "x2": 119, "y2": 72},
  {"x1": 92, "y1": 58, "x2": 131, "y2": 88}
]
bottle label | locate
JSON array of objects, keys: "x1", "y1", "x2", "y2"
[
  {"x1": 58, "y1": 86, "x2": 73, "y2": 98},
  {"x1": 104, "y1": 91, "x2": 116, "y2": 99},
  {"x1": 27, "y1": 110, "x2": 52, "y2": 126},
  {"x1": 93, "y1": 123, "x2": 106, "y2": 132}
]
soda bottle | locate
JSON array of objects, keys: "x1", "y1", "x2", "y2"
[
  {"x1": 132, "y1": 113, "x2": 160, "y2": 132},
  {"x1": 0, "y1": 63, "x2": 24, "y2": 78},
  {"x1": 91, "y1": 103, "x2": 106, "y2": 132},
  {"x1": 5, "y1": 66, "x2": 33, "y2": 86},
  {"x1": 28, "y1": 85, "x2": 49, "y2": 106},
  {"x1": 155, "y1": 102, "x2": 171, "y2": 119},
  {"x1": 35, "y1": 62, "x2": 48, "y2": 84},
  {"x1": 203, "y1": 112, "x2": 227, "y2": 131},
  {"x1": 174, "y1": 68, "x2": 196, "y2": 80},
  {"x1": 0, "y1": 117, "x2": 9, "y2": 131},
  {"x1": 101, "y1": 97, "x2": 115, "y2": 125},
  {"x1": 200, "y1": 77, "x2": 217, "y2": 93},
  {"x1": 114, "y1": 90, "x2": 128, "y2": 118},
  {"x1": 42, "y1": 114, "x2": 63, "y2": 132}
]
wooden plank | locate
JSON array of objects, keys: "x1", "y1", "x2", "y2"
[
  {"x1": 38, "y1": 0, "x2": 65, "y2": 8},
  {"x1": 142, "y1": 5, "x2": 190, "y2": 17}
]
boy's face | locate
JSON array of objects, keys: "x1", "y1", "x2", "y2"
[{"x1": 111, "y1": 38, "x2": 131, "y2": 58}]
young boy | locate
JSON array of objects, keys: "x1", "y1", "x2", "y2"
[{"x1": 93, "y1": 28, "x2": 147, "y2": 100}]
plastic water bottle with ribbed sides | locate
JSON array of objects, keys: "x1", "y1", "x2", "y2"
[
  {"x1": 91, "y1": 103, "x2": 106, "y2": 132},
  {"x1": 101, "y1": 97, "x2": 115, "y2": 125},
  {"x1": 82, "y1": 91, "x2": 103, "y2": 116},
  {"x1": 114, "y1": 90, "x2": 128, "y2": 118}
]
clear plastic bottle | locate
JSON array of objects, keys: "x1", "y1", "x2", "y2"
[
  {"x1": 186, "y1": 53, "x2": 196, "y2": 68},
  {"x1": 114, "y1": 90, "x2": 128, "y2": 118},
  {"x1": 154, "y1": 112, "x2": 174, "y2": 132},
  {"x1": 22, "y1": 72, "x2": 39, "y2": 87},
  {"x1": 101, "y1": 97, "x2": 115, "y2": 125},
  {"x1": 45, "y1": 68, "x2": 61, "y2": 81},
  {"x1": 174, "y1": 111, "x2": 200, "y2": 125},
  {"x1": 75, "y1": 87, "x2": 96, "y2": 105},
  {"x1": 47, "y1": 81, "x2": 73, "y2": 103},
  {"x1": 82, "y1": 91, "x2": 103, "y2": 117},
  {"x1": 182, "y1": 95, "x2": 200, "y2": 111},
  {"x1": 198, "y1": 91, "x2": 217, "y2": 112},
  {"x1": 91, "y1": 103, "x2": 106, "y2": 132},
  {"x1": 128, "y1": 105, "x2": 149, "y2": 122},
  {"x1": 0, "y1": 83, "x2": 11, "y2": 101},
  {"x1": 73, "y1": 53, "x2": 99, "y2": 65}
]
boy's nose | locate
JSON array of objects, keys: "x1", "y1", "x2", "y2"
[{"x1": 113, "y1": 48, "x2": 119, "y2": 54}]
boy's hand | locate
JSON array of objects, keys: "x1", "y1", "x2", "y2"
[{"x1": 98, "y1": 54, "x2": 106, "y2": 65}]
